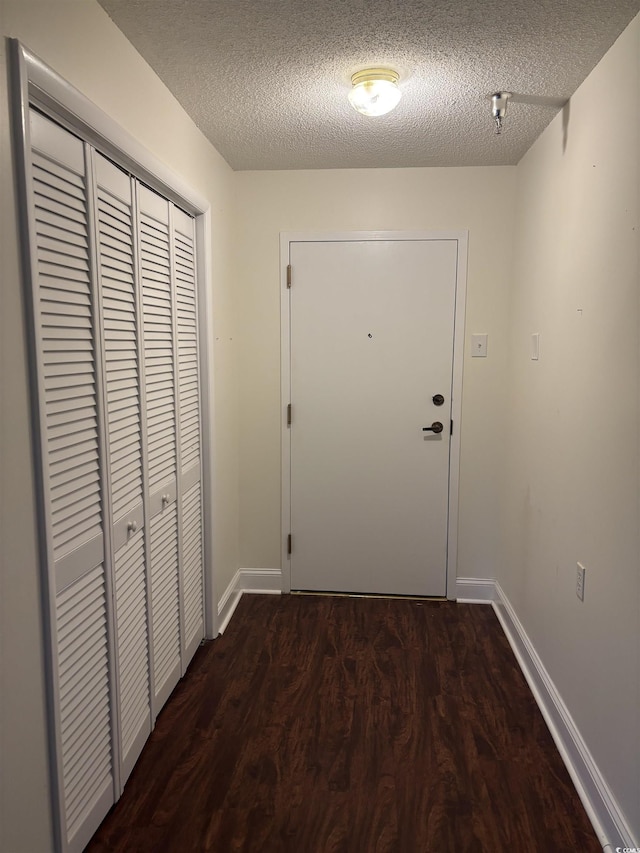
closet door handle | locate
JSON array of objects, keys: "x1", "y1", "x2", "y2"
[
  {"x1": 127, "y1": 520, "x2": 138, "y2": 534},
  {"x1": 162, "y1": 494, "x2": 170, "y2": 506}
]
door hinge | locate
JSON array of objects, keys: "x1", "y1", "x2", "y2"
[
  {"x1": 287, "y1": 533, "x2": 292, "y2": 555},
  {"x1": 287, "y1": 403, "x2": 292, "y2": 426},
  {"x1": 286, "y1": 264, "x2": 292, "y2": 288},
  {"x1": 450, "y1": 419, "x2": 453, "y2": 436}
]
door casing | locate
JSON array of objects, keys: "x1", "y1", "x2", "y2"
[{"x1": 280, "y1": 231, "x2": 468, "y2": 600}]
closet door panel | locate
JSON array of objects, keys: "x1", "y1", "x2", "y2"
[
  {"x1": 29, "y1": 109, "x2": 114, "y2": 853},
  {"x1": 174, "y1": 208, "x2": 204, "y2": 658},
  {"x1": 95, "y1": 153, "x2": 151, "y2": 785},
  {"x1": 139, "y1": 185, "x2": 181, "y2": 707},
  {"x1": 113, "y1": 531, "x2": 150, "y2": 780},
  {"x1": 181, "y1": 476, "x2": 204, "y2": 657}
]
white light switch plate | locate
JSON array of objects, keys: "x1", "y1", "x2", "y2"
[{"x1": 471, "y1": 333, "x2": 488, "y2": 357}]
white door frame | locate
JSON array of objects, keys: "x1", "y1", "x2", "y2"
[{"x1": 280, "y1": 231, "x2": 468, "y2": 601}]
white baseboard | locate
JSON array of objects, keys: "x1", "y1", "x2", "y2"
[
  {"x1": 492, "y1": 581, "x2": 636, "y2": 851},
  {"x1": 216, "y1": 569, "x2": 242, "y2": 635},
  {"x1": 217, "y1": 568, "x2": 282, "y2": 634},
  {"x1": 237, "y1": 568, "x2": 283, "y2": 594},
  {"x1": 455, "y1": 576, "x2": 496, "y2": 603}
]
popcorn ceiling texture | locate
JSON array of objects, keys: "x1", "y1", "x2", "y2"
[{"x1": 97, "y1": 0, "x2": 640, "y2": 170}]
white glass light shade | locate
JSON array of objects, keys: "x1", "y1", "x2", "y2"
[{"x1": 348, "y1": 69, "x2": 401, "y2": 117}]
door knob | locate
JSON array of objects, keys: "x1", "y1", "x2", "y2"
[{"x1": 423, "y1": 421, "x2": 444, "y2": 434}]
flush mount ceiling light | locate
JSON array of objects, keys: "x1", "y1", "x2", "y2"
[{"x1": 348, "y1": 68, "x2": 402, "y2": 117}]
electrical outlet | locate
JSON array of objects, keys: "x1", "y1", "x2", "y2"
[{"x1": 576, "y1": 562, "x2": 585, "y2": 602}]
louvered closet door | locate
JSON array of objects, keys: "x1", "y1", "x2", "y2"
[
  {"x1": 29, "y1": 110, "x2": 115, "y2": 853},
  {"x1": 94, "y1": 153, "x2": 152, "y2": 784},
  {"x1": 173, "y1": 207, "x2": 204, "y2": 663},
  {"x1": 138, "y1": 185, "x2": 181, "y2": 710}
]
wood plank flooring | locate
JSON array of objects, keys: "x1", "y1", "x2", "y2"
[{"x1": 87, "y1": 594, "x2": 601, "y2": 852}]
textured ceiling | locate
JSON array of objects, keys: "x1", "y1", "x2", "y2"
[{"x1": 97, "y1": 0, "x2": 640, "y2": 170}]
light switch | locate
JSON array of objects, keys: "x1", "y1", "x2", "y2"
[
  {"x1": 471, "y1": 333, "x2": 488, "y2": 357},
  {"x1": 531, "y1": 333, "x2": 540, "y2": 361}
]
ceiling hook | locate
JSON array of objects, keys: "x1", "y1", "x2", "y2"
[{"x1": 491, "y1": 92, "x2": 511, "y2": 135}]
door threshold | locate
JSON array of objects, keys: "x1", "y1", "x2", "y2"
[{"x1": 290, "y1": 590, "x2": 447, "y2": 602}]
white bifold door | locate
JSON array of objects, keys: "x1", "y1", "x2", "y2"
[
  {"x1": 24, "y1": 109, "x2": 205, "y2": 853},
  {"x1": 95, "y1": 153, "x2": 152, "y2": 784}
]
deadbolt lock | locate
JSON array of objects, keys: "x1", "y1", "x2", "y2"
[{"x1": 432, "y1": 394, "x2": 445, "y2": 406}]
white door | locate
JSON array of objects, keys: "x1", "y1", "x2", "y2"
[
  {"x1": 289, "y1": 239, "x2": 459, "y2": 596},
  {"x1": 94, "y1": 153, "x2": 151, "y2": 786},
  {"x1": 173, "y1": 207, "x2": 205, "y2": 665},
  {"x1": 139, "y1": 185, "x2": 181, "y2": 711}
]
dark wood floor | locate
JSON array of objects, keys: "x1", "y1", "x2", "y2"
[{"x1": 87, "y1": 594, "x2": 601, "y2": 852}]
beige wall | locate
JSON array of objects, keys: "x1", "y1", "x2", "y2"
[
  {"x1": 233, "y1": 167, "x2": 517, "y2": 578},
  {"x1": 501, "y1": 13, "x2": 640, "y2": 837},
  {"x1": 0, "y1": 1, "x2": 239, "y2": 849}
]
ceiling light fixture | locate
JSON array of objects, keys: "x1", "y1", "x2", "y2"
[
  {"x1": 491, "y1": 92, "x2": 511, "y2": 134},
  {"x1": 348, "y1": 68, "x2": 402, "y2": 117}
]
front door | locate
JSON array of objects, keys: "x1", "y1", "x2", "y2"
[{"x1": 288, "y1": 238, "x2": 459, "y2": 596}]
